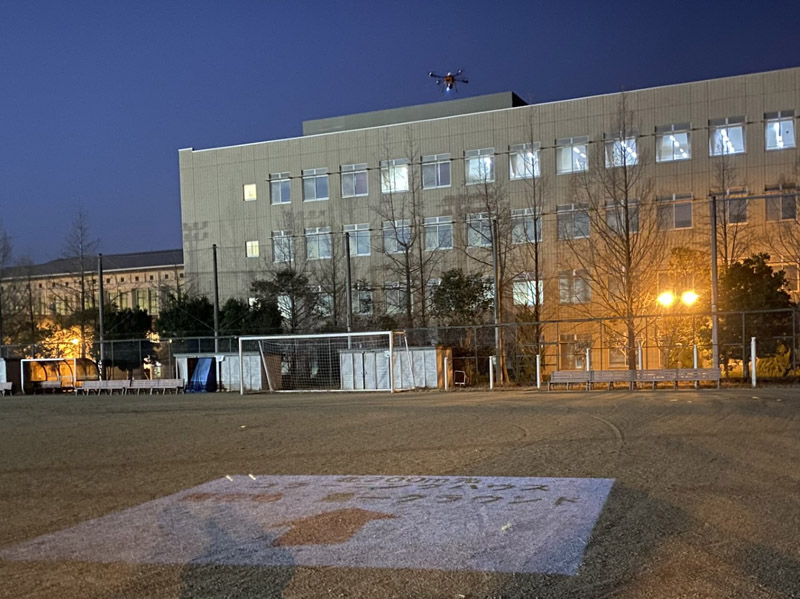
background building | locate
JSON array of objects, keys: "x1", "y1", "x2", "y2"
[{"x1": 179, "y1": 67, "x2": 800, "y2": 368}]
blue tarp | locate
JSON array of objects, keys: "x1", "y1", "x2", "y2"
[{"x1": 187, "y1": 357, "x2": 215, "y2": 392}]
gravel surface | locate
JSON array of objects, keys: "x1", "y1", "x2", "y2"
[{"x1": 1, "y1": 388, "x2": 799, "y2": 598}]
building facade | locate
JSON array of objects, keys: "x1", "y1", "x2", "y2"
[{"x1": 178, "y1": 67, "x2": 800, "y2": 344}]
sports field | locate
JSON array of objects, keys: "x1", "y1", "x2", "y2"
[{"x1": 1, "y1": 388, "x2": 798, "y2": 598}]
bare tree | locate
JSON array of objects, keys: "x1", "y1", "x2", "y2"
[
  {"x1": 772, "y1": 155, "x2": 800, "y2": 273},
  {"x1": 61, "y1": 206, "x2": 100, "y2": 356},
  {"x1": 709, "y1": 151, "x2": 752, "y2": 269},
  {"x1": 0, "y1": 221, "x2": 13, "y2": 348},
  {"x1": 375, "y1": 128, "x2": 444, "y2": 328},
  {"x1": 564, "y1": 95, "x2": 666, "y2": 369}
]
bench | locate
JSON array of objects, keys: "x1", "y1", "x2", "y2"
[
  {"x1": 548, "y1": 370, "x2": 591, "y2": 390},
  {"x1": 592, "y1": 370, "x2": 634, "y2": 390},
  {"x1": 635, "y1": 368, "x2": 721, "y2": 389},
  {"x1": 81, "y1": 380, "x2": 130, "y2": 395},
  {"x1": 0, "y1": 381, "x2": 12, "y2": 396},
  {"x1": 37, "y1": 380, "x2": 63, "y2": 394},
  {"x1": 158, "y1": 378, "x2": 185, "y2": 393},
  {"x1": 131, "y1": 379, "x2": 158, "y2": 394}
]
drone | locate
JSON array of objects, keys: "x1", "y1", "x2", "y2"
[{"x1": 429, "y1": 69, "x2": 468, "y2": 93}]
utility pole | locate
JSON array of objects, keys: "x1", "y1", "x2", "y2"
[
  {"x1": 709, "y1": 194, "x2": 720, "y2": 368},
  {"x1": 344, "y1": 231, "x2": 352, "y2": 334},
  {"x1": 98, "y1": 253, "x2": 105, "y2": 379},
  {"x1": 491, "y1": 217, "x2": 501, "y2": 385},
  {"x1": 212, "y1": 244, "x2": 220, "y2": 354}
]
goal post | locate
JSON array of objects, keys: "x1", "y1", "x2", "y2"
[{"x1": 237, "y1": 331, "x2": 415, "y2": 394}]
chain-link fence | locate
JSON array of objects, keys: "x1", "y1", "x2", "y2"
[{"x1": 2, "y1": 308, "x2": 798, "y2": 386}]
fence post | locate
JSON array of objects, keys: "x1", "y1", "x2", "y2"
[
  {"x1": 535, "y1": 353, "x2": 541, "y2": 390},
  {"x1": 693, "y1": 343, "x2": 699, "y2": 389},
  {"x1": 489, "y1": 357, "x2": 494, "y2": 390},
  {"x1": 444, "y1": 356, "x2": 449, "y2": 391},
  {"x1": 751, "y1": 337, "x2": 757, "y2": 388},
  {"x1": 637, "y1": 341, "x2": 643, "y2": 371},
  {"x1": 585, "y1": 347, "x2": 591, "y2": 372}
]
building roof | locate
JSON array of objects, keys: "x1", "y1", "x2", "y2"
[
  {"x1": 302, "y1": 91, "x2": 527, "y2": 136},
  {"x1": 3, "y1": 249, "x2": 183, "y2": 279}
]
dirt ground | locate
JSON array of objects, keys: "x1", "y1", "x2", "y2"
[{"x1": 1, "y1": 387, "x2": 799, "y2": 598}]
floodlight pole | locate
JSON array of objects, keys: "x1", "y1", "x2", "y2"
[
  {"x1": 491, "y1": 217, "x2": 501, "y2": 385},
  {"x1": 709, "y1": 194, "x2": 720, "y2": 368},
  {"x1": 97, "y1": 253, "x2": 105, "y2": 380}
]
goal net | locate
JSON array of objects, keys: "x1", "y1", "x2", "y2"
[{"x1": 238, "y1": 331, "x2": 415, "y2": 393}]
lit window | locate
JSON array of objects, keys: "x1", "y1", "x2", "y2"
[
  {"x1": 302, "y1": 168, "x2": 329, "y2": 201},
  {"x1": 305, "y1": 226, "x2": 332, "y2": 259},
  {"x1": 557, "y1": 204, "x2": 590, "y2": 240},
  {"x1": 341, "y1": 163, "x2": 368, "y2": 197},
  {"x1": 605, "y1": 135, "x2": 638, "y2": 167},
  {"x1": 245, "y1": 240, "x2": 259, "y2": 258},
  {"x1": 465, "y1": 148, "x2": 495, "y2": 184},
  {"x1": 270, "y1": 173, "x2": 291, "y2": 205},
  {"x1": 243, "y1": 183, "x2": 257, "y2": 201},
  {"x1": 709, "y1": 117, "x2": 745, "y2": 156},
  {"x1": 272, "y1": 230, "x2": 294, "y2": 263},
  {"x1": 513, "y1": 276, "x2": 543, "y2": 306},
  {"x1": 467, "y1": 213, "x2": 492, "y2": 248},
  {"x1": 606, "y1": 200, "x2": 639, "y2": 234},
  {"x1": 343, "y1": 223, "x2": 371, "y2": 256},
  {"x1": 511, "y1": 208, "x2": 541, "y2": 244},
  {"x1": 422, "y1": 153, "x2": 451, "y2": 189},
  {"x1": 765, "y1": 111, "x2": 796, "y2": 150},
  {"x1": 559, "y1": 270, "x2": 591, "y2": 304},
  {"x1": 381, "y1": 159, "x2": 409, "y2": 193},
  {"x1": 385, "y1": 282, "x2": 408, "y2": 315},
  {"x1": 765, "y1": 190, "x2": 797, "y2": 221},
  {"x1": 656, "y1": 123, "x2": 691, "y2": 162},
  {"x1": 509, "y1": 143, "x2": 540, "y2": 179},
  {"x1": 383, "y1": 220, "x2": 411, "y2": 254},
  {"x1": 424, "y1": 216, "x2": 453, "y2": 251},
  {"x1": 657, "y1": 194, "x2": 693, "y2": 230},
  {"x1": 556, "y1": 137, "x2": 589, "y2": 174}
]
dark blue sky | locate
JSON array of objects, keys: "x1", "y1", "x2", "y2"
[{"x1": 2, "y1": 0, "x2": 796, "y2": 263}]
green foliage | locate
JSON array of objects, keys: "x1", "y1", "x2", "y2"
[
  {"x1": 155, "y1": 294, "x2": 215, "y2": 338},
  {"x1": 103, "y1": 307, "x2": 152, "y2": 340},
  {"x1": 756, "y1": 344, "x2": 792, "y2": 378},
  {"x1": 220, "y1": 298, "x2": 282, "y2": 336},
  {"x1": 717, "y1": 253, "x2": 795, "y2": 360},
  {"x1": 431, "y1": 269, "x2": 493, "y2": 326},
  {"x1": 251, "y1": 268, "x2": 323, "y2": 333}
]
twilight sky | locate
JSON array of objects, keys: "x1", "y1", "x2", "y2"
[{"x1": 1, "y1": 0, "x2": 796, "y2": 264}]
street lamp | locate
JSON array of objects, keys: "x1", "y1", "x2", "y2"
[{"x1": 656, "y1": 290, "x2": 700, "y2": 368}]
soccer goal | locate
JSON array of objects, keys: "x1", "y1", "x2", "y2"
[{"x1": 238, "y1": 331, "x2": 415, "y2": 394}]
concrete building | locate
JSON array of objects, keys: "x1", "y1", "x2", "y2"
[{"x1": 178, "y1": 67, "x2": 800, "y2": 350}]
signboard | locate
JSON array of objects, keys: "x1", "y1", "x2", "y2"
[{"x1": 0, "y1": 474, "x2": 614, "y2": 575}]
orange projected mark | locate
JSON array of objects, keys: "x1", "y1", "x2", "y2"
[{"x1": 272, "y1": 508, "x2": 395, "y2": 546}]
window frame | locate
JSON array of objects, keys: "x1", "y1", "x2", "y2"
[
  {"x1": 343, "y1": 223, "x2": 371, "y2": 256},
  {"x1": 302, "y1": 168, "x2": 329, "y2": 202},
  {"x1": 765, "y1": 110, "x2": 796, "y2": 151},
  {"x1": 384, "y1": 281, "x2": 409, "y2": 315},
  {"x1": 383, "y1": 220, "x2": 411, "y2": 254},
  {"x1": 467, "y1": 213, "x2": 493, "y2": 248},
  {"x1": 424, "y1": 216, "x2": 453, "y2": 251},
  {"x1": 657, "y1": 194, "x2": 694, "y2": 230},
  {"x1": 270, "y1": 173, "x2": 291, "y2": 205},
  {"x1": 509, "y1": 142, "x2": 541, "y2": 180},
  {"x1": 605, "y1": 199, "x2": 640, "y2": 235},
  {"x1": 243, "y1": 183, "x2": 257, "y2": 202},
  {"x1": 422, "y1": 153, "x2": 451, "y2": 189},
  {"x1": 341, "y1": 163, "x2": 369, "y2": 198},
  {"x1": 655, "y1": 123, "x2": 692, "y2": 163},
  {"x1": 556, "y1": 136, "x2": 589, "y2": 175},
  {"x1": 512, "y1": 276, "x2": 544, "y2": 306},
  {"x1": 271, "y1": 230, "x2": 294, "y2": 264},
  {"x1": 305, "y1": 226, "x2": 332, "y2": 260},
  {"x1": 709, "y1": 116, "x2": 746, "y2": 156},
  {"x1": 465, "y1": 148, "x2": 495, "y2": 184},
  {"x1": 245, "y1": 240, "x2": 260, "y2": 258},
  {"x1": 604, "y1": 135, "x2": 639, "y2": 168},
  {"x1": 380, "y1": 159, "x2": 409, "y2": 194},
  {"x1": 511, "y1": 208, "x2": 542, "y2": 244},
  {"x1": 558, "y1": 269, "x2": 591, "y2": 304},
  {"x1": 556, "y1": 204, "x2": 590, "y2": 240}
]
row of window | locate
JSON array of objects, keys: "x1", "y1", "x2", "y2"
[
  {"x1": 244, "y1": 192, "x2": 799, "y2": 260},
  {"x1": 242, "y1": 113, "x2": 797, "y2": 205}
]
